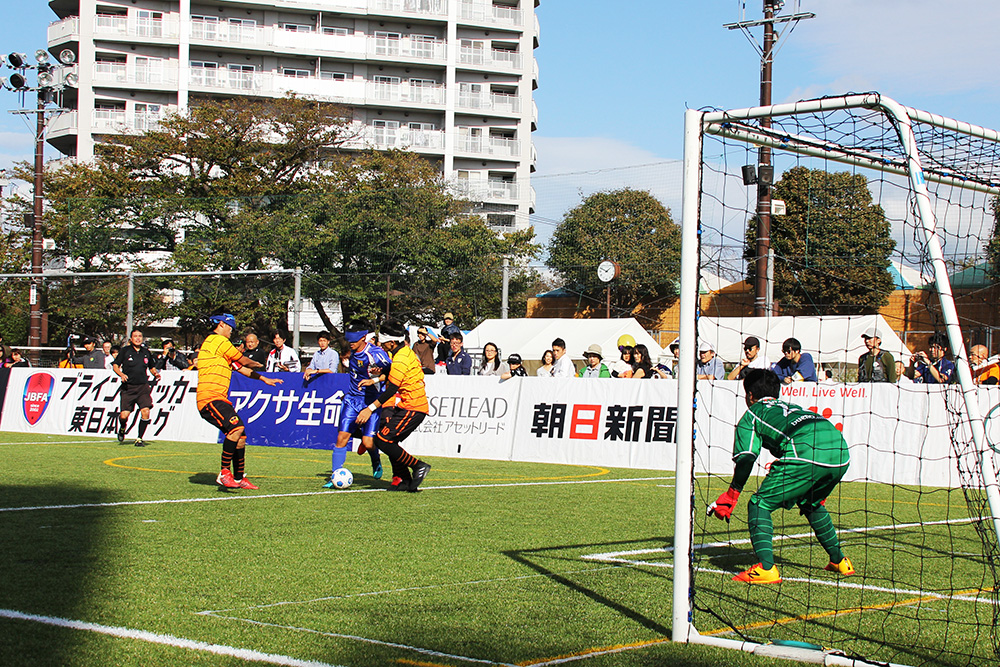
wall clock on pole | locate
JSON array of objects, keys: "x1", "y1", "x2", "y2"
[{"x1": 597, "y1": 261, "x2": 619, "y2": 317}]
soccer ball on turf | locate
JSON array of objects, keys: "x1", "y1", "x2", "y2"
[{"x1": 331, "y1": 467, "x2": 353, "y2": 489}]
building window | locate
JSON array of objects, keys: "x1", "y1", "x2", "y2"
[
  {"x1": 320, "y1": 71, "x2": 348, "y2": 81},
  {"x1": 282, "y1": 68, "x2": 312, "y2": 78},
  {"x1": 280, "y1": 23, "x2": 313, "y2": 33},
  {"x1": 322, "y1": 26, "x2": 350, "y2": 36}
]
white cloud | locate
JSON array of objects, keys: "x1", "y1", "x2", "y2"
[{"x1": 796, "y1": 1, "x2": 1000, "y2": 96}]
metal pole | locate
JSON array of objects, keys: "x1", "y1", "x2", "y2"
[
  {"x1": 28, "y1": 93, "x2": 45, "y2": 353},
  {"x1": 293, "y1": 266, "x2": 302, "y2": 352},
  {"x1": 501, "y1": 257, "x2": 510, "y2": 319},
  {"x1": 125, "y1": 272, "x2": 134, "y2": 339},
  {"x1": 606, "y1": 284, "x2": 611, "y2": 318},
  {"x1": 673, "y1": 108, "x2": 703, "y2": 644},
  {"x1": 754, "y1": 0, "x2": 775, "y2": 317},
  {"x1": 766, "y1": 247, "x2": 774, "y2": 315}
]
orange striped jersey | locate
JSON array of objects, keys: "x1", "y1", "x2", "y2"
[
  {"x1": 388, "y1": 344, "x2": 429, "y2": 413},
  {"x1": 196, "y1": 333, "x2": 244, "y2": 410}
]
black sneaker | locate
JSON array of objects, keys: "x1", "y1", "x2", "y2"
[
  {"x1": 408, "y1": 462, "x2": 431, "y2": 492},
  {"x1": 387, "y1": 476, "x2": 410, "y2": 491},
  {"x1": 133, "y1": 439, "x2": 146, "y2": 447},
  {"x1": 117, "y1": 430, "x2": 125, "y2": 443}
]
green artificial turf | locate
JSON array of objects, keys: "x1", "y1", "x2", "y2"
[{"x1": 0, "y1": 432, "x2": 994, "y2": 666}]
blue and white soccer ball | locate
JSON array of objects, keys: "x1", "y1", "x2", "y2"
[{"x1": 331, "y1": 467, "x2": 354, "y2": 489}]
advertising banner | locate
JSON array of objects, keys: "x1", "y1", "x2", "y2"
[
  {"x1": 0, "y1": 368, "x2": 216, "y2": 442},
  {"x1": 229, "y1": 372, "x2": 349, "y2": 449}
]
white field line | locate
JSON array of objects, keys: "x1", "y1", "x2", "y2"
[
  {"x1": 0, "y1": 608, "x2": 345, "y2": 667},
  {"x1": 0, "y1": 440, "x2": 111, "y2": 446},
  {"x1": 206, "y1": 614, "x2": 518, "y2": 667},
  {"x1": 582, "y1": 515, "x2": 998, "y2": 605},
  {"x1": 0, "y1": 476, "x2": 676, "y2": 513},
  {"x1": 200, "y1": 565, "x2": 624, "y2": 615}
]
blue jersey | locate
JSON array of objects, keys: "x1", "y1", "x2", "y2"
[{"x1": 348, "y1": 342, "x2": 391, "y2": 401}]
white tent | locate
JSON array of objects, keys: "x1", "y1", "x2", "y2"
[
  {"x1": 693, "y1": 315, "x2": 912, "y2": 366},
  {"x1": 462, "y1": 318, "x2": 664, "y2": 362}
]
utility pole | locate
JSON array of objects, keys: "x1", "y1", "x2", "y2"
[{"x1": 725, "y1": 1, "x2": 814, "y2": 317}]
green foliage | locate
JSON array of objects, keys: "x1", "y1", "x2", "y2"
[
  {"x1": 547, "y1": 188, "x2": 681, "y2": 313},
  {"x1": 986, "y1": 196, "x2": 1000, "y2": 281},
  {"x1": 17, "y1": 97, "x2": 539, "y2": 337},
  {"x1": 745, "y1": 166, "x2": 896, "y2": 314},
  {"x1": 0, "y1": 227, "x2": 30, "y2": 343}
]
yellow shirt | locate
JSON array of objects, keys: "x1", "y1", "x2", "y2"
[
  {"x1": 196, "y1": 333, "x2": 243, "y2": 409},
  {"x1": 388, "y1": 344, "x2": 429, "y2": 413}
]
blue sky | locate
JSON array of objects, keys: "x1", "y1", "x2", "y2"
[{"x1": 3, "y1": 1, "x2": 1000, "y2": 242}]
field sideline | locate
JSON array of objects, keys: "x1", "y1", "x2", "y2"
[{"x1": 0, "y1": 433, "x2": 990, "y2": 666}]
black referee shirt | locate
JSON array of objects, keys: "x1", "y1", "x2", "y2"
[{"x1": 113, "y1": 344, "x2": 156, "y2": 385}]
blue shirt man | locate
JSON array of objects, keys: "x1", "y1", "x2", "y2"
[
  {"x1": 912, "y1": 334, "x2": 955, "y2": 384},
  {"x1": 303, "y1": 332, "x2": 338, "y2": 381},
  {"x1": 771, "y1": 337, "x2": 818, "y2": 383},
  {"x1": 446, "y1": 333, "x2": 472, "y2": 375}
]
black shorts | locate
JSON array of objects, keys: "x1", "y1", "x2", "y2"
[
  {"x1": 375, "y1": 408, "x2": 426, "y2": 444},
  {"x1": 199, "y1": 400, "x2": 244, "y2": 436},
  {"x1": 120, "y1": 383, "x2": 153, "y2": 412}
]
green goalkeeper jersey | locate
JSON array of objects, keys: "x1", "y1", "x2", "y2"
[{"x1": 734, "y1": 397, "x2": 850, "y2": 468}]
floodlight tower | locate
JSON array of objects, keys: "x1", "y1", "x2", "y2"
[
  {"x1": 1, "y1": 48, "x2": 78, "y2": 352},
  {"x1": 724, "y1": 1, "x2": 814, "y2": 316}
]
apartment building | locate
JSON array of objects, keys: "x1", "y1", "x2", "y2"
[{"x1": 45, "y1": 0, "x2": 539, "y2": 230}]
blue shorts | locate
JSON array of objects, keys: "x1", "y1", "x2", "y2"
[{"x1": 339, "y1": 397, "x2": 379, "y2": 439}]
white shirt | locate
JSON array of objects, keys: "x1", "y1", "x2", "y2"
[
  {"x1": 552, "y1": 354, "x2": 576, "y2": 378},
  {"x1": 266, "y1": 345, "x2": 301, "y2": 372}
]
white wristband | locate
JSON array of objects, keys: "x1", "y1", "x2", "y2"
[{"x1": 367, "y1": 402, "x2": 378, "y2": 412}]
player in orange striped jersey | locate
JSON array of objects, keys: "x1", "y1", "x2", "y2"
[
  {"x1": 198, "y1": 313, "x2": 283, "y2": 490},
  {"x1": 355, "y1": 323, "x2": 431, "y2": 492}
]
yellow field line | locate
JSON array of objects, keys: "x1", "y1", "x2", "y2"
[
  {"x1": 702, "y1": 586, "x2": 995, "y2": 637},
  {"x1": 516, "y1": 637, "x2": 672, "y2": 666}
]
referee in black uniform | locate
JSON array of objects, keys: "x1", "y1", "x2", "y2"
[{"x1": 112, "y1": 328, "x2": 161, "y2": 446}]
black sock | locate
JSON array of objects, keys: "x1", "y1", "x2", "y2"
[
  {"x1": 137, "y1": 418, "x2": 150, "y2": 439},
  {"x1": 233, "y1": 447, "x2": 246, "y2": 481},
  {"x1": 118, "y1": 416, "x2": 127, "y2": 434},
  {"x1": 221, "y1": 437, "x2": 237, "y2": 471}
]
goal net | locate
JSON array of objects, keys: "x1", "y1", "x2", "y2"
[{"x1": 672, "y1": 94, "x2": 1000, "y2": 666}]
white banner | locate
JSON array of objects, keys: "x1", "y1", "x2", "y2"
[
  {"x1": 0, "y1": 368, "x2": 216, "y2": 443},
  {"x1": 2, "y1": 367, "x2": 994, "y2": 489}
]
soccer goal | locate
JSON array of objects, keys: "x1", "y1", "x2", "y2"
[{"x1": 673, "y1": 94, "x2": 1000, "y2": 666}]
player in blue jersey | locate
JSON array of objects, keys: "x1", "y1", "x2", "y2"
[{"x1": 323, "y1": 329, "x2": 391, "y2": 487}]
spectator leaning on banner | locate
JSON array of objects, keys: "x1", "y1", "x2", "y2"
[
  {"x1": 727, "y1": 336, "x2": 771, "y2": 381},
  {"x1": 79, "y1": 337, "x2": 107, "y2": 369},
  {"x1": 696, "y1": 341, "x2": 726, "y2": 380},
  {"x1": 446, "y1": 332, "x2": 472, "y2": 375},
  {"x1": 772, "y1": 337, "x2": 818, "y2": 383},
  {"x1": 857, "y1": 328, "x2": 896, "y2": 382},
  {"x1": 551, "y1": 338, "x2": 576, "y2": 378},
  {"x1": 970, "y1": 344, "x2": 999, "y2": 385},
  {"x1": 577, "y1": 344, "x2": 611, "y2": 378},
  {"x1": 303, "y1": 331, "x2": 338, "y2": 381},
  {"x1": 502, "y1": 353, "x2": 527, "y2": 379},
  {"x1": 910, "y1": 333, "x2": 955, "y2": 384}
]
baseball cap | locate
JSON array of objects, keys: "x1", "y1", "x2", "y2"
[
  {"x1": 699, "y1": 341, "x2": 714, "y2": 353},
  {"x1": 743, "y1": 336, "x2": 760, "y2": 350},
  {"x1": 861, "y1": 328, "x2": 881, "y2": 339},
  {"x1": 584, "y1": 344, "x2": 603, "y2": 359},
  {"x1": 443, "y1": 312, "x2": 454, "y2": 320},
  {"x1": 83, "y1": 336, "x2": 96, "y2": 345},
  {"x1": 209, "y1": 313, "x2": 237, "y2": 329},
  {"x1": 507, "y1": 353, "x2": 522, "y2": 365}
]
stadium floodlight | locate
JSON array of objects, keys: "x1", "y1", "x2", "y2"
[
  {"x1": 62, "y1": 72, "x2": 78, "y2": 87},
  {"x1": 7, "y1": 71, "x2": 26, "y2": 90},
  {"x1": 34, "y1": 49, "x2": 49, "y2": 65},
  {"x1": 36, "y1": 70, "x2": 54, "y2": 87},
  {"x1": 58, "y1": 49, "x2": 76, "y2": 65},
  {"x1": 7, "y1": 52, "x2": 27, "y2": 68}
]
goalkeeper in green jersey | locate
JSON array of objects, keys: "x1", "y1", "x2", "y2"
[{"x1": 708, "y1": 368, "x2": 856, "y2": 584}]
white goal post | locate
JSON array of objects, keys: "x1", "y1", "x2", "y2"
[{"x1": 672, "y1": 93, "x2": 1000, "y2": 664}]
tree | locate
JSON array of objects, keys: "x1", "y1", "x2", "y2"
[
  {"x1": 547, "y1": 189, "x2": 681, "y2": 315},
  {"x1": 745, "y1": 166, "x2": 895, "y2": 314},
  {"x1": 24, "y1": 97, "x2": 540, "y2": 339},
  {"x1": 986, "y1": 196, "x2": 1000, "y2": 280}
]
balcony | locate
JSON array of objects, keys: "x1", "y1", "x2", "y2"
[
  {"x1": 366, "y1": 80, "x2": 446, "y2": 106},
  {"x1": 189, "y1": 67, "x2": 263, "y2": 93},
  {"x1": 453, "y1": 178, "x2": 519, "y2": 201},
  {"x1": 368, "y1": 0, "x2": 448, "y2": 19},
  {"x1": 190, "y1": 20, "x2": 266, "y2": 47},
  {"x1": 93, "y1": 62, "x2": 178, "y2": 88},
  {"x1": 456, "y1": 91, "x2": 521, "y2": 114},
  {"x1": 272, "y1": 29, "x2": 367, "y2": 56},
  {"x1": 455, "y1": 136, "x2": 520, "y2": 158},
  {"x1": 458, "y1": 47, "x2": 522, "y2": 71},
  {"x1": 92, "y1": 108, "x2": 173, "y2": 134},
  {"x1": 48, "y1": 16, "x2": 80, "y2": 43},
  {"x1": 94, "y1": 14, "x2": 179, "y2": 40},
  {"x1": 358, "y1": 126, "x2": 445, "y2": 151},
  {"x1": 47, "y1": 111, "x2": 78, "y2": 138},
  {"x1": 368, "y1": 35, "x2": 447, "y2": 62},
  {"x1": 459, "y1": 1, "x2": 523, "y2": 27}
]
